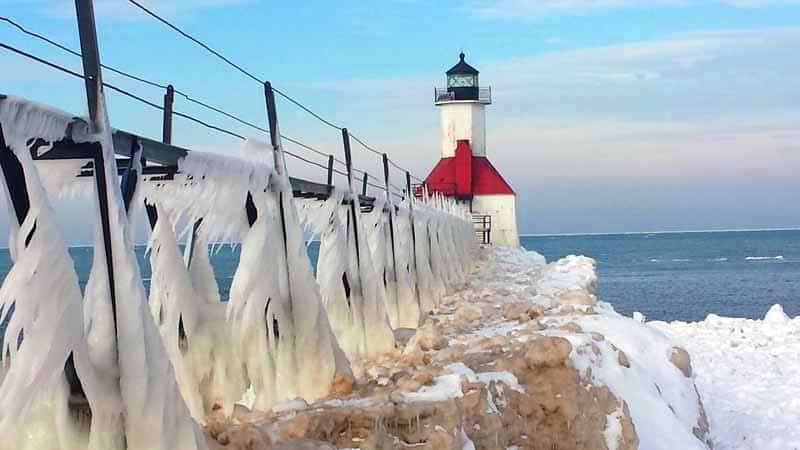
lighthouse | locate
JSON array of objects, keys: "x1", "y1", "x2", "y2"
[{"x1": 422, "y1": 52, "x2": 520, "y2": 247}]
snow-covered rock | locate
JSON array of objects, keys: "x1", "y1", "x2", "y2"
[
  {"x1": 653, "y1": 305, "x2": 800, "y2": 450},
  {"x1": 207, "y1": 246, "x2": 713, "y2": 450}
]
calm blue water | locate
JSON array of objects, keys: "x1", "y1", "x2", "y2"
[
  {"x1": 0, "y1": 230, "x2": 797, "y2": 322},
  {"x1": 521, "y1": 230, "x2": 800, "y2": 322}
]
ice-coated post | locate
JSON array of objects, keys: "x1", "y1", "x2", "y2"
[
  {"x1": 76, "y1": 0, "x2": 120, "y2": 341},
  {"x1": 264, "y1": 81, "x2": 285, "y2": 176},
  {"x1": 76, "y1": 0, "x2": 102, "y2": 122},
  {"x1": 264, "y1": 81, "x2": 294, "y2": 316},
  {"x1": 406, "y1": 170, "x2": 418, "y2": 280},
  {"x1": 0, "y1": 124, "x2": 31, "y2": 230},
  {"x1": 264, "y1": 81, "x2": 288, "y2": 241},
  {"x1": 120, "y1": 136, "x2": 141, "y2": 213},
  {"x1": 382, "y1": 154, "x2": 398, "y2": 288},
  {"x1": 327, "y1": 154, "x2": 334, "y2": 189},
  {"x1": 341, "y1": 128, "x2": 362, "y2": 266},
  {"x1": 406, "y1": 172, "x2": 413, "y2": 205},
  {"x1": 342, "y1": 128, "x2": 354, "y2": 187},
  {"x1": 162, "y1": 84, "x2": 174, "y2": 145},
  {"x1": 184, "y1": 218, "x2": 202, "y2": 267},
  {"x1": 0, "y1": 122, "x2": 91, "y2": 422}
]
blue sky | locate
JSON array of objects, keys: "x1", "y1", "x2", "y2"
[{"x1": 2, "y1": 0, "x2": 800, "y2": 240}]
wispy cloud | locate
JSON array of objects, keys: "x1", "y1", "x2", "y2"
[
  {"x1": 32, "y1": 0, "x2": 249, "y2": 21},
  {"x1": 469, "y1": 0, "x2": 800, "y2": 18},
  {"x1": 303, "y1": 27, "x2": 800, "y2": 183}
]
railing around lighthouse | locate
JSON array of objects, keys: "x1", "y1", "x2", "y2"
[{"x1": 434, "y1": 87, "x2": 491, "y2": 104}]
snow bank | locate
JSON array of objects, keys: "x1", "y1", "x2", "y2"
[
  {"x1": 554, "y1": 311, "x2": 709, "y2": 450},
  {"x1": 652, "y1": 305, "x2": 800, "y2": 450},
  {"x1": 528, "y1": 251, "x2": 708, "y2": 449},
  {"x1": 209, "y1": 245, "x2": 709, "y2": 450}
]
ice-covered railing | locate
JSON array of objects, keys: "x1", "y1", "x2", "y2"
[
  {"x1": 0, "y1": 1, "x2": 478, "y2": 442},
  {"x1": 1, "y1": 92, "x2": 205, "y2": 448},
  {"x1": 0, "y1": 96, "x2": 478, "y2": 425}
]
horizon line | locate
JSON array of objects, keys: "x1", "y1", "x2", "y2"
[
  {"x1": 520, "y1": 227, "x2": 800, "y2": 237},
  {"x1": 0, "y1": 227, "x2": 798, "y2": 250}
]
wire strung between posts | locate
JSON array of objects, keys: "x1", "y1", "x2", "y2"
[
  {"x1": 125, "y1": 1, "x2": 345, "y2": 132},
  {"x1": 118, "y1": 2, "x2": 422, "y2": 181},
  {"x1": 0, "y1": 42, "x2": 376, "y2": 185},
  {"x1": 1, "y1": 15, "x2": 169, "y2": 91},
  {"x1": 1, "y1": 21, "x2": 412, "y2": 196},
  {"x1": 126, "y1": 0, "x2": 262, "y2": 85},
  {"x1": 0, "y1": 44, "x2": 403, "y2": 204},
  {"x1": 272, "y1": 87, "x2": 344, "y2": 131},
  {"x1": 0, "y1": 17, "x2": 354, "y2": 166},
  {"x1": 0, "y1": 40, "x2": 388, "y2": 194}
]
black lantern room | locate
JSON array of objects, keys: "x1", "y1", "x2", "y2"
[
  {"x1": 435, "y1": 52, "x2": 490, "y2": 104},
  {"x1": 446, "y1": 52, "x2": 479, "y2": 100}
]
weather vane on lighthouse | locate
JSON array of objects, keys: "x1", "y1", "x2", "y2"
[{"x1": 423, "y1": 52, "x2": 520, "y2": 247}]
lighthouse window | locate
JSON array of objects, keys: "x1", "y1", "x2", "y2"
[{"x1": 448, "y1": 74, "x2": 477, "y2": 88}]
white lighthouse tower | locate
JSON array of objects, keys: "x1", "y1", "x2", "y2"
[{"x1": 423, "y1": 52, "x2": 520, "y2": 247}]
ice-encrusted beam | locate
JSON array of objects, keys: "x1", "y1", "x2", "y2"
[
  {"x1": 0, "y1": 95, "x2": 388, "y2": 210},
  {"x1": 0, "y1": 122, "x2": 92, "y2": 433}
]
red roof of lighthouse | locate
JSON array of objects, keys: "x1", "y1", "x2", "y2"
[{"x1": 423, "y1": 140, "x2": 514, "y2": 196}]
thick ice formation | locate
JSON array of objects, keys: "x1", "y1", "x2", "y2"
[
  {"x1": 144, "y1": 149, "x2": 274, "y2": 244},
  {"x1": 147, "y1": 204, "x2": 243, "y2": 419},
  {"x1": 0, "y1": 96, "x2": 205, "y2": 449},
  {"x1": 312, "y1": 190, "x2": 396, "y2": 359},
  {"x1": 226, "y1": 141, "x2": 349, "y2": 411},
  {"x1": 2, "y1": 96, "x2": 478, "y2": 440},
  {"x1": 363, "y1": 198, "x2": 421, "y2": 329},
  {"x1": 391, "y1": 201, "x2": 422, "y2": 324},
  {"x1": 0, "y1": 100, "x2": 96, "y2": 450},
  {"x1": 408, "y1": 203, "x2": 441, "y2": 312},
  {"x1": 80, "y1": 97, "x2": 205, "y2": 450},
  {"x1": 185, "y1": 231, "x2": 222, "y2": 305}
]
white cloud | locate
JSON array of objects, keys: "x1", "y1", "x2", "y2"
[
  {"x1": 469, "y1": 0, "x2": 800, "y2": 18},
  {"x1": 32, "y1": 0, "x2": 249, "y2": 20},
  {"x1": 300, "y1": 27, "x2": 800, "y2": 184}
]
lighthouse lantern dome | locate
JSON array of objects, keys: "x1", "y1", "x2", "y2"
[
  {"x1": 446, "y1": 52, "x2": 479, "y2": 88},
  {"x1": 436, "y1": 52, "x2": 491, "y2": 104}
]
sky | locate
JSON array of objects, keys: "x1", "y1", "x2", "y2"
[{"x1": 1, "y1": 0, "x2": 800, "y2": 240}]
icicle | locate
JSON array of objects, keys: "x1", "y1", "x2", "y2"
[
  {"x1": 80, "y1": 94, "x2": 205, "y2": 450},
  {"x1": 413, "y1": 206, "x2": 445, "y2": 311},
  {"x1": 393, "y1": 201, "x2": 423, "y2": 326},
  {"x1": 185, "y1": 228, "x2": 222, "y2": 305},
  {"x1": 0, "y1": 115, "x2": 97, "y2": 449},
  {"x1": 144, "y1": 149, "x2": 273, "y2": 245},
  {"x1": 226, "y1": 139, "x2": 349, "y2": 412},
  {"x1": 362, "y1": 199, "x2": 398, "y2": 327},
  {"x1": 310, "y1": 190, "x2": 395, "y2": 359},
  {"x1": 147, "y1": 204, "x2": 244, "y2": 420},
  {"x1": 363, "y1": 198, "x2": 420, "y2": 329}
]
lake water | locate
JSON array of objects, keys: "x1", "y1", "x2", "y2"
[
  {"x1": 1, "y1": 230, "x2": 797, "y2": 323},
  {"x1": 521, "y1": 230, "x2": 800, "y2": 322}
]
